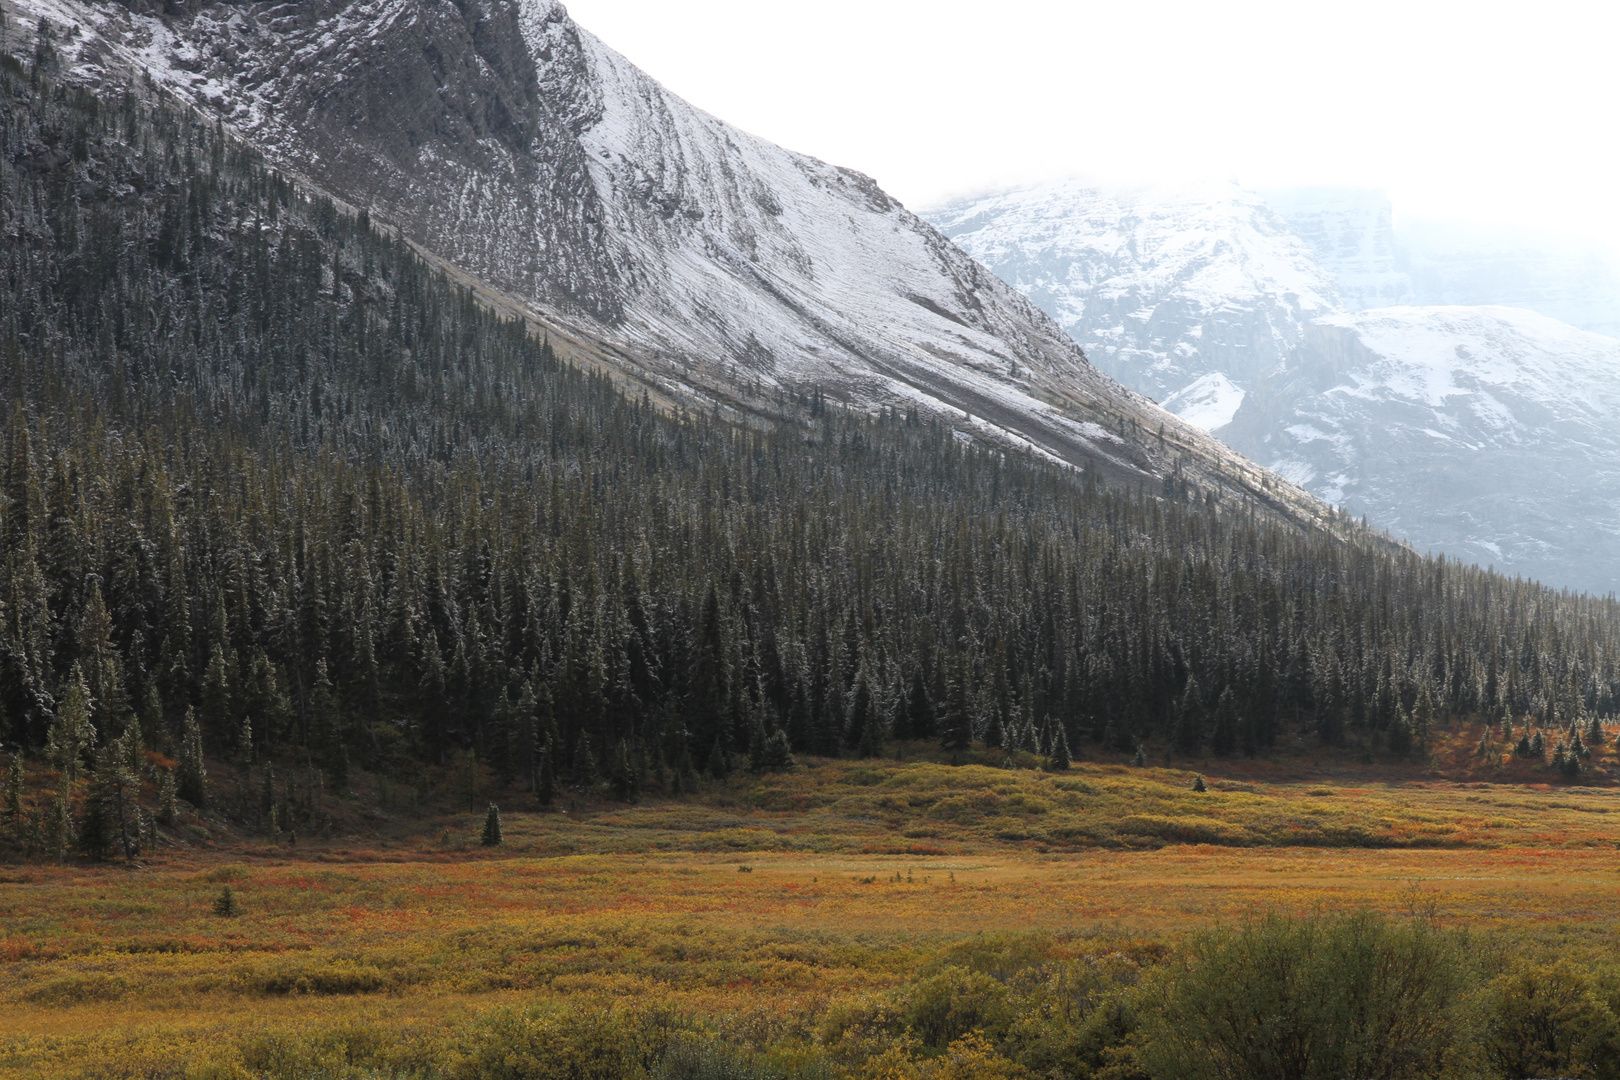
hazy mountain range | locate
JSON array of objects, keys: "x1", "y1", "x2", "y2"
[{"x1": 931, "y1": 182, "x2": 1620, "y2": 593}]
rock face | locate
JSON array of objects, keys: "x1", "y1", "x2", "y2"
[
  {"x1": 929, "y1": 182, "x2": 1620, "y2": 593},
  {"x1": 929, "y1": 180, "x2": 1342, "y2": 403},
  {"x1": 1399, "y1": 221, "x2": 1620, "y2": 341},
  {"x1": 1223, "y1": 307, "x2": 1620, "y2": 591},
  {"x1": 5, "y1": 0, "x2": 1305, "y2": 498},
  {"x1": 1259, "y1": 187, "x2": 1410, "y2": 312}
]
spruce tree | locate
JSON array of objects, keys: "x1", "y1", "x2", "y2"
[
  {"x1": 515, "y1": 680, "x2": 539, "y2": 790},
  {"x1": 706, "y1": 736, "x2": 731, "y2": 780},
  {"x1": 4, "y1": 755, "x2": 21, "y2": 824},
  {"x1": 574, "y1": 732, "x2": 600, "y2": 791},
  {"x1": 156, "y1": 768, "x2": 178, "y2": 826},
  {"x1": 904, "y1": 669, "x2": 934, "y2": 739},
  {"x1": 49, "y1": 788, "x2": 75, "y2": 864},
  {"x1": 849, "y1": 669, "x2": 880, "y2": 758},
  {"x1": 1049, "y1": 724, "x2": 1071, "y2": 771},
  {"x1": 610, "y1": 739, "x2": 636, "y2": 802},
  {"x1": 177, "y1": 707, "x2": 207, "y2": 808},
  {"x1": 80, "y1": 734, "x2": 138, "y2": 860},
  {"x1": 1210, "y1": 687, "x2": 1239, "y2": 758},
  {"x1": 47, "y1": 669, "x2": 95, "y2": 781},
  {"x1": 537, "y1": 733, "x2": 556, "y2": 806},
  {"x1": 1411, "y1": 686, "x2": 1436, "y2": 755},
  {"x1": 201, "y1": 643, "x2": 235, "y2": 741},
  {"x1": 1389, "y1": 707, "x2": 1413, "y2": 757},
  {"x1": 310, "y1": 660, "x2": 340, "y2": 761},
  {"x1": 761, "y1": 728, "x2": 796, "y2": 771},
  {"x1": 481, "y1": 803, "x2": 503, "y2": 845},
  {"x1": 213, "y1": 886, "x2": 238, "y2": 917},
  {"x1": 747, "y1": 717, "x2": 769, "y2": 773},
  {"x1": 1174, "y1": 674, "x2": 1206, "y2": 756},
  {"x1": 940, "y1": 669, "x2": 973, "y2": 756}
]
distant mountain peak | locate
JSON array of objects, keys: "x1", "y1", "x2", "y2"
[
  {"x1": 929, "y1": 180, "x2": 1620, "y2": 593},
  {"x1": 930, "y1": 179, "x2": 1342, "y2": 403}
]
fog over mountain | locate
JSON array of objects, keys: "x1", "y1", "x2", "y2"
[
  {"x1": 1265, "y1": 188, "x2": 1620, "y2": 337},
  {"x1": 933, "y1": 182, "x2": 1620, "y2": 594}
]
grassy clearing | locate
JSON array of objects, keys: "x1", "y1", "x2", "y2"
[{"x1": 3, "y1": 730, "x2": 1620, "y2": 1078}]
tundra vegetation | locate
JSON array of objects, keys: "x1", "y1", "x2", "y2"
[{"x1": 2, "y1": 45, "x2": 1620, "y2": 1080}]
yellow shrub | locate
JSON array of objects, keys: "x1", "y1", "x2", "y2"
[
  {"x1": 451, "y1": 1003, "x2": 657, "y2": 1080},
  {"x1": 21, "y1": 971, "x2": 127, "y2": 1005}
]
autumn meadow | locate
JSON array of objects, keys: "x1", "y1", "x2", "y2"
[{"x1": 3, "y1": 725, "x2": 1619, "y2": 1080}]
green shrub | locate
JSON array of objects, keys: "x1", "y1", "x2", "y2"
[
  {"x1": 22, "y1": 971, "x2": 127, "y2": 1005},
  {"x1": 1482, "y1": 961, "x2": 1620, "y2": 1080},
  {"x1": 653, "y1": 1034, "x2": 821, "y2": 1080},
  {"x1": 1136, "y1": 911, "x2": 1473, "y2": 1080},
  {"x1": 897, "y1": 967, "x2": 1014, "y2": 1049},
  {"x1": 258, "y1": 961, "x2": 390, "y2": 996},
  {"x1": 229, "y1": 1020, "x2": 445, "y2": 1080},
  {"x1": 452, "y1": 1004, "x2": 658, "y2": 1080},
  {"x1": 928, "y1": 933, "x2": 1057, "y2": 982},
  {"x1": 1000, "y1": 952, "x2": 1145, "y2": 1079}
]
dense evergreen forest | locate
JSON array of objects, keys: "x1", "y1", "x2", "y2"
[{"x1": 2, "y1": 52, "x2": 1616, "y2": 850}]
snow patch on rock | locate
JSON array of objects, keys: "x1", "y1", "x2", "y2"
[{"x1": 1163, "y1": 373, "x2": 1246, "y2": 432}]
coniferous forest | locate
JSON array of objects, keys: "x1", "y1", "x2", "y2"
[{"x1": 4, "y1": 55, "x2": 1620, "y2": 851}]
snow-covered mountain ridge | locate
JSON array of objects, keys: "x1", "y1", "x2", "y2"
[
  {"x1": 1223, "y1": 307, "x2": 1620, "y2": 588},
  {"x1": 929, "y1": 181, "x2": 1620, "y2": 593},
  {"x1": 928, "y1": 180, "x2": 1342, "y2": 403},
  {"x1": 2, "y1": 0, "x2": 1310, "y2": 509}
]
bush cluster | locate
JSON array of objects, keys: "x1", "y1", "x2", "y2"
[{"x1": 155, "y1": 912, "x2": 1620, "y2": 1080}]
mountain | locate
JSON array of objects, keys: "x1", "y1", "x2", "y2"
[
  {"x1": 1257, "y1": 187, "x2": 1410, "y2": 311},
  {"x1": 927, "y1": 180, "x2": 1341, "y2": 406},
  {"x1": 1399, "y1": 221, "x2": 1620, "y2": 341},
  {"x1": 1223, "y1": 307, "x2": 1620, "y2": 587},
  {"x1": 931, "y1": 182, "x2": 1620, "y2": 593},
  {"x1": 1, "y1": 0, "x2": 1302, "y2": 505}
]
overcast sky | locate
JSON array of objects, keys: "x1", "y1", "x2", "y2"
[{"x1": 563, "y1": 0, "x2": 1620, "y2": 252}]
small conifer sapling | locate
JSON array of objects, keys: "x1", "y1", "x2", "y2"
[
  {"x1": 213, "y1": 885, "x2": 238, "y2": 917},
  {"x1": 481, "y1": 803, "x2": 503, "y2": 846}
]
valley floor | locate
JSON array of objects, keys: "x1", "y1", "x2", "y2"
[{"x1": 3, "y1": 733, "x2": 1620, "y2": 1078}]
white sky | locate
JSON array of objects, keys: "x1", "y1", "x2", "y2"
[{"x1": 563, "y1": 0, "x2": 1620, "y2": 253}]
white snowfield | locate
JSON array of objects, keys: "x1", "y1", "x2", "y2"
[
  {"x1": 5, "y1": 0, "x2": 1300, "y2": 498},
  {"x1": 930, "y1": 180, "x2": 1343, "y2": 402},
  {"x1": 1162, "y1": 373, "x2": 1247, "y2": 433},
  {"x1": 929, "y1": 181, "x2": 1620, "y2": 593}
]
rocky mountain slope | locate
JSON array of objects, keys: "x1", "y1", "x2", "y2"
[
  {"x1": 928, "y1": 180, "x2": 1342, "y2": 407},
  {"x1": 1, "y1": 0, "x2": 1305, "y2": 506},
  {"x1": 1223, "y1": 307, "x2": 1620, "y2": 589},
  {"x1": 932, "y1": 182, "x2": 1620, "y2": 593},
  {"x1": 1258, "y1": 187, "x2": 1410, "y2": 312}
]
